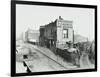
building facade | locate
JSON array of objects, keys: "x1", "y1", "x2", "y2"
[
  {"x1": 25, "y1": 29, "x2": 40, "y2": 44},
  {"x1": 39, "y1": 16, "x2": 74, "y2": 50}
]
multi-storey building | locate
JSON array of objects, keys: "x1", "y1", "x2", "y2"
[
  {"x1": 39, "y1": 16, "x2": 74, "y2": 50},
  {"x1": 25, "y1": 29, "x2": 39, "y2": 44}
]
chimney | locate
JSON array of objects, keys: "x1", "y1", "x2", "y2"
[{"x1": 59, "y1": 16, "x2": 63, "y2": 20}]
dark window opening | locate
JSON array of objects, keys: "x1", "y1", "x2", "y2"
[
  {"x1": 23, "y1": 55, "x2": 28, "y2": 59},
  {"x1": 63, "y1": 29, "x2": 68, "y2": 38}
]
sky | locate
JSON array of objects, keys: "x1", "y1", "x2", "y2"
[{"x1": 16, "y1": 4, "x2": 95, "y2": 41}]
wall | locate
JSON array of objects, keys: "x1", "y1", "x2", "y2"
[
  {"x1": 39, "y1": 26, "x2": 45, "y2": 46},
  {"x1": 57, "y1": 19, "x2": 73, "y2": 45},
  {"x1": 25, "y1": 29, "x2": 40, "y2": 42},
  {"x1": 44, "y1": 22, "x2": 56, "y2": 40}
]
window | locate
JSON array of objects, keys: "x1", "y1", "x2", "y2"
[
  {"x1": 23, "y1": 55, "x2": 28, "y2": 59},
  {"x1": 63, "y1": 29, "x2": 68, "y2": 38}
]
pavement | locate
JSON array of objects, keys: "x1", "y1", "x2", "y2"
[{"x1": 36, "y1": 46, "x2": 78, "y2": 69}]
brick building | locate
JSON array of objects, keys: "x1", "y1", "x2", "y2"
[{"x1": 39, "y1": 16, "x2": 74, "y2": 50}]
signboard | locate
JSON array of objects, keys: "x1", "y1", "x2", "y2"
[{"x1": 57, "y1": 21, "x2": 73, "y2": 28}]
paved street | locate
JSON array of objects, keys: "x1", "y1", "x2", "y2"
[
  {"x1": 16, "y1": 42, "x2": 94, "y2": 73},
  {"x1": 16, "y1": 43, "x2": 67, "y2": 73}
]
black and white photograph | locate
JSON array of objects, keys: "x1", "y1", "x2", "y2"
[{"x1": 11, "y1": 0, "x2": 97, "y2": 76}]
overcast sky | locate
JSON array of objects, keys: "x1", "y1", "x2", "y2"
[{"x1": 16, "y1": 4, "x2": 95, "y2": 41}]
